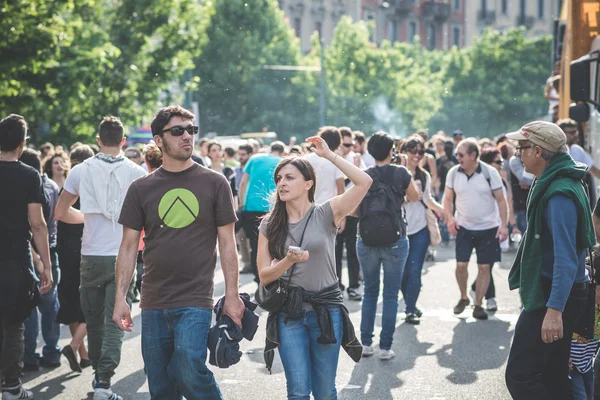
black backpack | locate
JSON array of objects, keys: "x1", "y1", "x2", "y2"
[{"x1": 358, "y1": 167, "x2": 402, "y2": 247}]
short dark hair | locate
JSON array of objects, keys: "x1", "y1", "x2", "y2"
[
  {"x1": 124, "y1": 147, "x2": 141, "y2": 158},
  {"x1": 270, "y1": 141, "x2": 285, "y2": 154},
  {"x1": 19, "y1": 148, "x2": 41, "y2": 172},
  {"x1": 224, "y1": 147, "x2": 235, "y2": 158},
  {"x1": 238, "y1": 144, "x2": 253, "y2": 154},
  {"x1": 457, "y1": 138, "x2": 480, "y2": 158},
  {"x1": 339, "y1": 126, "x2": 353, "y2": 139},
  {"x1": 317, "y1": 126, "x2": 341, "y2": 151},
  {"x1": 0, "y1": 114, "x2": 28, "y2": 152},
  {"x1": 480, "y1": 148, "x2": 501, "y2": 165},
  {"x1": 207, "y1": 141, "x2": 221, "y2": 154},
  {"x1": 98, "y1": 116, "x2": 125, "y2": 147},
  {"x1": 70, "y1": 145, "x2": 94, "y2": 167},
  {"x1": 367, "y1": 131, "x2": 394, "y2": 161},
  {"x1": 353, "y1": 131, "x2": 366, "y2": 144},
  {"x1": 150, "y1": 105, "x2": 195, "y2": 137},
  {"x1": 557, "y1": 118, "x2": 577, "y2": 130}
]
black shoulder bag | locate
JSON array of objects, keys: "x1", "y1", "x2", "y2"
[{"x1": 255, "y1": 208, "x2": 314, "y2": 314}]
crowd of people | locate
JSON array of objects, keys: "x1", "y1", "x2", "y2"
[{"x1": 0, "y1": 107, "x2": 599, "y2": 400}]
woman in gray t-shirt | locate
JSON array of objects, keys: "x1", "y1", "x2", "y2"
[{"x1": 257, "y1": 135, "x2": 372, "y2": 399}]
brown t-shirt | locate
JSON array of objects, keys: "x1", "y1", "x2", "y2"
[{"x1": 119, "y1": 163, "x2": 237, "y2": 310}]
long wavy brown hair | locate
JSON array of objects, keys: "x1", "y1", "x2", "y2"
[{"x1": 266, "y1": 157, "x2": 316, "y2": 260}]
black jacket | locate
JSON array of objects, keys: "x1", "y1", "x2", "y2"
[{"x1": 264, "y1": 283, "x2": 362, "y2": 372}]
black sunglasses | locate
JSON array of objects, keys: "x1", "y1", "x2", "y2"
[
  {"x1": 343, "y1": 143, "x2": 354, "y2": 148},
  {"x1": 161, "y1": 125, "x2": 199, "y2": 136},
  {"x1": 407, "y1": 149, "x2": 425, "y2": 156},
  {"x1": 493, "y1": 159, "x2": 503, "y2": 165}
]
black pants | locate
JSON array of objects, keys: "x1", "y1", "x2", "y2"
[
  {"x1": 505, "y1": 279, "x2": 587, "y2": 400},
  {"x1": 335, "y1": 216, "x2": 360, "y2": 291},
  {"x1": 241, "y1": 211, "x2": 266, "y2": 283},
  {"x1": 470, "y1": 263, "x2": 496, "y2": 300}
]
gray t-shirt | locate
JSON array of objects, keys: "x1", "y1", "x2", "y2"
[{"x1": 258, "y1": 202, "x2": 338, "y2": 293}]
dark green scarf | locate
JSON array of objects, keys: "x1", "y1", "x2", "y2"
[{"x1": 508, "y1": 153, "x2": 595, "y2": 312}]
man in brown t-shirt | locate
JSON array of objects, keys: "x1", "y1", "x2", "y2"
[{"x1": 112, "y1": 105, "x2": 245, "y2": 400}]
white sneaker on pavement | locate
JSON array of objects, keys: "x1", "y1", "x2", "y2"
[
  {"x1": 487, "y1": 298, "x2": 498, "y2": 311},
  {"x1": 362, "y1": 345, "x2": 375, "y2": 357},
  {"x1": 2, "y1": 385, "x2": 34, "y2": 400},
  {"x1": 380, "y1": 349, "x2": 395, "y2": 360},
  {"x1": 93, "y1": 388, "x2": 123, "y2": 400}
]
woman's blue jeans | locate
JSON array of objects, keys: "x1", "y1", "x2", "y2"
[
  {"x1": 357, "y1": 236, "x2": 409, "y2": 350},
  {"x1": 141, "y1": 307, "x2": 223, "y2": 400},
  {"x1": 278, "y1": 306, "x2": 343, "y2": 400},
  {"x1": 570, "y1": 367, "x2": 594, "y2": 400},
  {"x1": 401, "y1": 227, "x2": 430, "y2": 315}
]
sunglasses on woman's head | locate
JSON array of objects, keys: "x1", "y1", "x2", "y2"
[{"x1": 161, "y1": 125, "x2": 199, "y2": 136}]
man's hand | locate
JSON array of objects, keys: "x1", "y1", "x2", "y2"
[
  {"x1": 541, "y1": 308, "x2": 563, "y2": 344},
  {"x1": 113, "y1": 298, "x2": 134, "y2": 332},
  {"x1": 39, "y1": 267, "x2": 53, "y2": 294},
  {"x1": 496, "y1": 225, "x2": 508, "y2": 242},
  {"x1": 447, "y1": 217, "x2": 459, "y2": 236},
  {"x1": 337, "y1": 217, "x2": 346, "y2": 234},
  {"x1": 223, "y1": 295, "x2": 245, "y2": 328}
]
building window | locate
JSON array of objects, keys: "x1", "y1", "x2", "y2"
[
  {"x1": 315, "y1": 21, "x2": 322, "y2": 39},
  {"x1": 537, "y1": 0, "x2": 544, "y2": 18},
  {"x1": 427, "y1": 24, "x2": 436, "y2": 49},
  {"x1": 389, "y1": 21, "x2": 397, "y2": 42},
  {"x1": 453, "y1": 0, "x2": 460, "y2": 11},
  {"x1": 294, "y1": 18, "x2": 301, "y2": 37},
  {"x1": 501, "y1": 0, "x2": 508, "y2": 15},
  {"x1": 481, "y1": 0, "x2": 487, "y2": 14},
  {"x1": 453, "y1": 27, "x2": 460, "y2": 47},
  {"x1": 519, "y1": 0, "x2": 526, "y2": 17},
  {"x1": 409, "y1": 21, "x2": 417, "y2": 41}
]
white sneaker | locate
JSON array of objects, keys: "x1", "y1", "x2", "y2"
[
  {"x1": 93, "y1": 388, "x2": 123, "y2": 400},
  {"x1": 487, "y1": 298, "x2": 498, "y2": 311},
  {"x1": 380, "y1": 349, "x2": 395, "y2": 360},
  {"x1": 2, "y1": 386, "x2": 34, "y2": 400},
  {"x1": 362, "y1": 345, "x2": 375, "y2": 357}
]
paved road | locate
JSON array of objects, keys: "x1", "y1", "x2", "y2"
[{"x1": 22, "y1": 244, "x2": 520, "y2": 399}]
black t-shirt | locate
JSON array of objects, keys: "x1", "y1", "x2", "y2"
[{"x1": 0, "y1": 161, "x2": 45, "y2": 254}]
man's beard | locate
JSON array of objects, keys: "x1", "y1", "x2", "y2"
[{"x1": 163, "y1": 139, "x2": 192, "y2": 161}]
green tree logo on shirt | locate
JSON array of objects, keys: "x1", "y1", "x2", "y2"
[{"x1": 158, "y1": 188, "x2": 199, "y2": 229}]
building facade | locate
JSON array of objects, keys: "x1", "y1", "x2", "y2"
[{"x1": 464, "y1": 0, "x2": 563, "y2": 46}]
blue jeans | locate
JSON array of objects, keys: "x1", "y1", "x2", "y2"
[
  {"x1": 515, "y1": 210, "x2": 527, "y2": 234},
  {"x1": 24, "y1": 248, "x2": 61, "y2": 365},
  {"x1": 401, "y1": 228, "x2": 430, "y2": 315},
  {"x1": 357, "y1": 236, "x2": 409, "y2": 350},
  {"x1": 570, "y1": 367, "x2": 594, "y2": 400},
  {"x1": 141, "y1": 307, "x2": 222, "y2": 400},
  {"x1": 278, "y1": 307, "x2": 343, "y2": 400}
]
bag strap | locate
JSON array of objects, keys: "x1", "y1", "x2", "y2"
[
  {"x1": 588, "y1": 248, "x2": 596, "y2": 284},
  {"x1": 286, "y1": 207, "x2": 316, "y2": 283}
]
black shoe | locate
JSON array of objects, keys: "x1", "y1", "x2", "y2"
[
  {"x1": 453, "y1": 299, "x2": 470, "y2": 314},
  {"x1": 415, "y1": 308, "x2": 423, "y2": 318},
  {"x1": 39, "y1": 357, "x2": 61, "y2": 369},
  {"x1": 22, "y1": 363, "x2": 39, "y2": 372},
  {"x1": 405, "y1": 314, "x2": 420, "y2": 325},
  {"x1": 61, "y1": 345, "x2": 82, "y2": 373},
  {"x1": 80, "y1": 358, "x2": 91, "y2": 369},
  {"x1": 473, "y1": 306, "x2": 489, "y2": 320}
]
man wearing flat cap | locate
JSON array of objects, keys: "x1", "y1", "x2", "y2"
[{"x1": 505, "y1": 121, "x2": 595, "y2": 399}]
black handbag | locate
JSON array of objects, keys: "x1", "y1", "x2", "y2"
[
  {"x1": 573, "y1": 248, "x2": 598, "y2": 340},
  {"x1": 255, "y1": 208, "x2": 314, "y2": 313}
]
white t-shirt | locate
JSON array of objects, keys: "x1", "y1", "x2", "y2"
[
  {"x1": 361, "y1": 152, "x2": 376, "y2": 168},
  {"x1": 64, "y1": 161, "x2": 145, "y2": 256},
  {"x1": 305, "y1": 153, "x2": 344, "y2": 205},
  {"x1": 343, "y1": 152, "x2": 366, "y2": 189},
  {"x1": 569, "y1": 144, "x2": 594, "y2": 168},
  {"x1": 446, "y1": 162, "x2": 503, "y2": 231},
  {"x1": 403, "y1": 173, "x2": 432, "y2": 236}
]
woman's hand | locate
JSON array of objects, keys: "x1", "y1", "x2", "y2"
[
  {"x1": 285, "y1": 249, "x2": 310, "y2": 264},
  {"x1": 306, "y1": 136, "x2": 334, "y2": 160}
]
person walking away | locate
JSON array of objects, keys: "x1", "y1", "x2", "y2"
[
  {"x1": 113, "y1": 106, "x2": 245, "y2": 399},
  {"x1": 18, "y1": 149, "x2": 62, "y2": 371},
  {"x1": 0, "y1": 114, "x2": 53, "y2": 400},
  {"x1": 505, "y1": 121, "x2": 594, "y2": 399},
  {"x1": 235, "y1": 145, "x2": 253, "y2": 274},
  {"x1": 55, "y1": 116, "x2": 146, "y2": 400},
  {"x1": 358, "y1": 131, "x2": 420, "y2": 358},
  {"x1": 238, "y1": 142, "x2": 285, "y2": 283},
  {"x1": 400, "y1": 135, "x2": 444, "y2": 325},
  {"x1": 56, "y1": 145, "x2": 95, "y2": 372},
  {"x1": 442, "y1": 138, "x2": 508, "y2": 320},
  {"x1": 258, "y1": 136, "x2": 371, "y2": 398}
]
